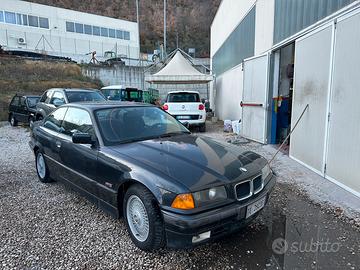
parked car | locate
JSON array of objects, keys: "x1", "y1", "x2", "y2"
[
  {"x1": 8, "y1": 94, "x2": 40, "y2": 126},
  {"x1": 29, "y1": 102, "x2": 275, "y2": 251},
  {"x1": 100, "y1": 85, "x2": 143, "y2": 102},
  {"x1": 162, "y1": 91, "x2": 207, "y2": 132},
  {"x1": 35, "y1": 88, "x2": 106, "y2": 120}
]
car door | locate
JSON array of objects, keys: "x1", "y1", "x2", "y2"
[
  {"x1": 57, "y1": 107, "x2": 99, "y2": 200},
  {"x1": 37, "y1": 90, "x2": 54, "y2": 118},
  {"x1": 38, "y1": 107, "x2": 68, "y2": 179},
  {"x1": 9, "y1": 96, "x2": 20, "y2": 119},
  {"x1": 18, "y1": 97, "x2": 29, "y2": 122}
]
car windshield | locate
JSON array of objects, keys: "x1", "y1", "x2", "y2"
[
  {"x1": 27, "y1": 97, "x2": 40, "y2": 108},
  {"x1": 95, "y1": 106, "x2": 190, "y2": 145},
  {"x1": 66, "y1": 91, "x2": 105, "y2": 103},
  {"x1": 167, "y1": 92, "x2": 200, "y2": 103}
]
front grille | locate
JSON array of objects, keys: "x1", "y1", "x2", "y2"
[
  {"x1": 234, "y1": 174, "x2": 264, "y2": 201},
  {"x1": 174, "y1": 115, "x2": 200, "y2": 120},
  {"x1": 253, "y1": 175, "x2": 263, "y2": 194},
  {"x1": 234, "y1": 180, "x2": 252, "y2": 200}
]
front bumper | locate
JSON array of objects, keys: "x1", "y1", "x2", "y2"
[{"x1": 162, "y1": 174, "x2": 276, "y2": 248}]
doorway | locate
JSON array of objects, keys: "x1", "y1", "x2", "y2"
[{"x1": 269, "y1": 42, "x2": 295, "y2": 154}]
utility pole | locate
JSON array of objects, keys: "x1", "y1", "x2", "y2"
[
  {"x1": 136, "y1": 0, "x2": 140, "y2": 61},
  {"x1": 163, "y1": 0, "x2": 167, "y2": 58}
]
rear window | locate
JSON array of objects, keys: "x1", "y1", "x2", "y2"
[
  {"x1": 66, "y1": 91, "x2": 105, "y2": 103},
  {"x1": 167, "y1": 92, "x2": 200, "y2": 103}
]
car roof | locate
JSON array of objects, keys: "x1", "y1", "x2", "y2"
[
  {"x1": 47, "y1": 88, "x2": 99, "y2": 93},
  {"x1": 61, "y1": 101, "x2": 153, "y2": 111},
  {"x1": 167, "y1": 90, "x2": 200, "y2": 94},
  {"x1": 101, "y1": 85, "x2": 135, "y2": 90},
  {"x1": 14, "y1": 94, "x2": 40, "y2": 98}
]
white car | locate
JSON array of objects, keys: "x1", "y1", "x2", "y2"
[{"x1": 163, "y1": 91, "x2": 206, "y2": 132}]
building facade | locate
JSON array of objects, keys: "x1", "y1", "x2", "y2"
[
  {"x1": 211, "y1": 0, "x2": 360, "y2": 197},
  {"x1": 0, "y1": 0, "x2": 139, "y2": 63}
]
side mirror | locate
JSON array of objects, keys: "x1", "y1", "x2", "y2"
[{"x1": 72, "y1": 132, "x2": 94, "y2": 145}]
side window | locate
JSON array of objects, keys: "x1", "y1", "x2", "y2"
[
  {"x1": 62, "y1": 108, "x2": 94, "y2": 136},
  {"x1": 39, "y1": 92, "x2": 47, "y2": 102},
  {"x1": 43, "y1": 107, "x2": 67, "y2": 132},
  {"x1": 50, "y1": 91, "x2": 65, "y2": 105},
  {"x1": 20, "y1": 97, "x2": 26, "y2": 107},
  {"x1": 10, "y1": 97, "x2": 20, "y2": 106},
  {"x1": 45, "y1": 91, "x2": 53, "y2": 103}
]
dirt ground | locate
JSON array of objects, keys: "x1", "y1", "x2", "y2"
[{"x1": 0, "y1": 121, "x2": 359, "y2": 270}]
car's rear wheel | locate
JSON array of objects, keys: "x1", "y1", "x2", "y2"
[
  {"x1": 123, "y1": 184, "x2": 165, "y2": 251},
  {"x1": 10, "y1": 114, "x2": 18, "y2": 126},
  {"x1": 35, "y1": 150, "x2": 53, "y2": 183}
]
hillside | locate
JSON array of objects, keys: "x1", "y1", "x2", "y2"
[
  {"x1": 0, "y1": 55, "x2": 102, "y2": 121},
  {"x1": 28, "y1": 0, "x2": 221, "y2": 57}
]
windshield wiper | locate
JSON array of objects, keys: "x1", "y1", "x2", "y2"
[{"x1": 158, "y1": 131, "x2": 190, "y2": 138}]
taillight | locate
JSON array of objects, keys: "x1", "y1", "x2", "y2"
[
  {"x1": 162, "y1": 104, "x2": 169, "y2": 110},
  {"x1": 199, "y1": 104, "x2": 205, "y2": 110}
]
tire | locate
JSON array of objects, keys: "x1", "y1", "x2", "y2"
[
  {"x1": 35, "y1": 150, "x2": 53, "y2": 183},
  {"x1": 10, "y1": 114, "x2": 18, "y2": 127},
  {"x1": 29, "y1": 116, "x2": 35, "y2": 126},
  {"x1": 37, "y1": 115, "x2": 43, "y2": 121},
  {"x1": 123, "y1": 184, "x2": 165, "y2": 251},
  {"x1": 199, "y1": 123, "x2": 206, "y2": 132}
]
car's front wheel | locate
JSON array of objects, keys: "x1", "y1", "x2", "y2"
[
  {"x1": 123, "y1": 184, "x2": 165, "y2": 251},
  {"x1": 35, "y1": 150, "x2": 53, "y2": 183}
]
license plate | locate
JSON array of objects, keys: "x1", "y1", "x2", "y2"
[
  {"x1": 177, "y1": 115, "x2": 190, "y2": 120},
  {"x1": 246, "y1": 196, "x2": 266, "y2": 218}
]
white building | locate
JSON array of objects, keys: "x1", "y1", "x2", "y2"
[
  {"x1": 0, "y1": 0, "x2": 139, "y2": 63},
  {"x1": 211, "y1": 0, "x2": 360, "y2": 197}
]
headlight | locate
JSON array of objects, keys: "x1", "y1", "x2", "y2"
[
  {"x1": 262, "y1": 164, "x2": 272, "y2": 181},
  {"x1": 192, "y1": 186, "x2": 227, "y2": 207}
]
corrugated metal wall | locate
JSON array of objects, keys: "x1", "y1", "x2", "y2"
[
  {"x1": 212, "y1": 7, "x2": 256, "y2": 76},
  {"x1": 274, "y1": 0, "x2": 355, "y2": 44}
]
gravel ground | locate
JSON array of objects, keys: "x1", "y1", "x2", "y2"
[{"x1": 0, "y1": 123, "x2": 359, "y2": 270}]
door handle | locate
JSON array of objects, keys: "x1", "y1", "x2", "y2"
[{"x1": 56, "y1": 141, "x2": 61, "y2": 148}]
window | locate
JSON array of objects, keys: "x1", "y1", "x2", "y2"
[
  {"x1": 43, "y1": 107, "x2": 67, "y2": 132},
  {"x1": 66, "y1": 21, "x2": 75, "y2": 32},
  {"x1": 65, "y1": 91, "x2": 105, "y2": 103},
  {"x1": 84, "y1": 24, "x2": 92, "y2": 35},
  {"x1": 16, "y1": 13, "x2": 22, "y2": 25},
  {"x1": 75, "y1": 23, "x2": 83, "y2": 33},
  {"x1": 5, "y1": 12, "x2": 16, "y2": 24},
  {"x1": 40, "y1": 90, "x2": 53, "y2": 103},
  {"x1": 0, "y1": 11, "x2": 4, "y2": 23},
  {"x1": 22, "y1": 14, "x2": 28, "y2": 25},
  {"x1": 93, "y1": 26, "x2": 100, "y2": 36},
  {"x1": 167, "y1": 92, "x2": 200, "y2": 103},
  {"x1": 124, "y1": 31, "x2": 130, "y2": 40},
  {"x1": 39, "y1": 17, "x2": 49, "y2": 29},
  {"x1": 100, "y1": 27, "x2": 108, "y2": 37},
  {"x1": 20, "y1": 97, "x2": 26, "y2": 107},
  {"x1": 28, "y1": 15, "x2": 39, "y2": 27},
  {"x1": 116, "y1": 30, "x2": 123, "y2": 39},
  {"x1": 108, "y1": 28, "x2": 115, "y2": 38},
  {"x1": 10, "y1": 97, "x2": 20, "y2": 106},
  {"x1": 27, "y1": 97, "x2": 40, "y2": 108},
  {"x1": 50, "y1": 91, "x2": 65, "y2": 106},
  {"x1": 62, "y1": 108, "x2": 94, "y2": 136}
]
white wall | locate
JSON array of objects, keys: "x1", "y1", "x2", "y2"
[
  {"x1": 0, "y1": 0, "x2": 139, "y2": 61},
  {"x1": 211, "y1": 0, "x2": 256, "y2": 57},
  {"x1": 254, "y1": 0, "x2": 275, "y2": 54},
  {"x1": 214, "y1": 64, "x2": 243, "y2": 121},
  {"x1": 210, "y1": 0, "x2": 275, "y2": 120}
]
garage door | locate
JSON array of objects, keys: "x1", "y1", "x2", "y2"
[
  {"x1": 290, "y1": 25, "x2": 333, "y2": 174},
  {"x1": 325, "y1": 12, "x2": 360, "y2": 195},
  {"x1": 242, "y1": 54, "x2": 269, "y2": 144}
]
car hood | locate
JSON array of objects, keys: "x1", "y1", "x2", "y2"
[{"x1": 109, "y1": 134, "x2": 267, "y2": 192}]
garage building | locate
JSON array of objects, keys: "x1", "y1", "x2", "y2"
[{"x1": 211, "y1": 0, "x2": 360, "y2": 197}]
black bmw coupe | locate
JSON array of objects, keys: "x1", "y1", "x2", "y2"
[{"x1": 29, "y1": 102, "x2": 276, "y2": 250}]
